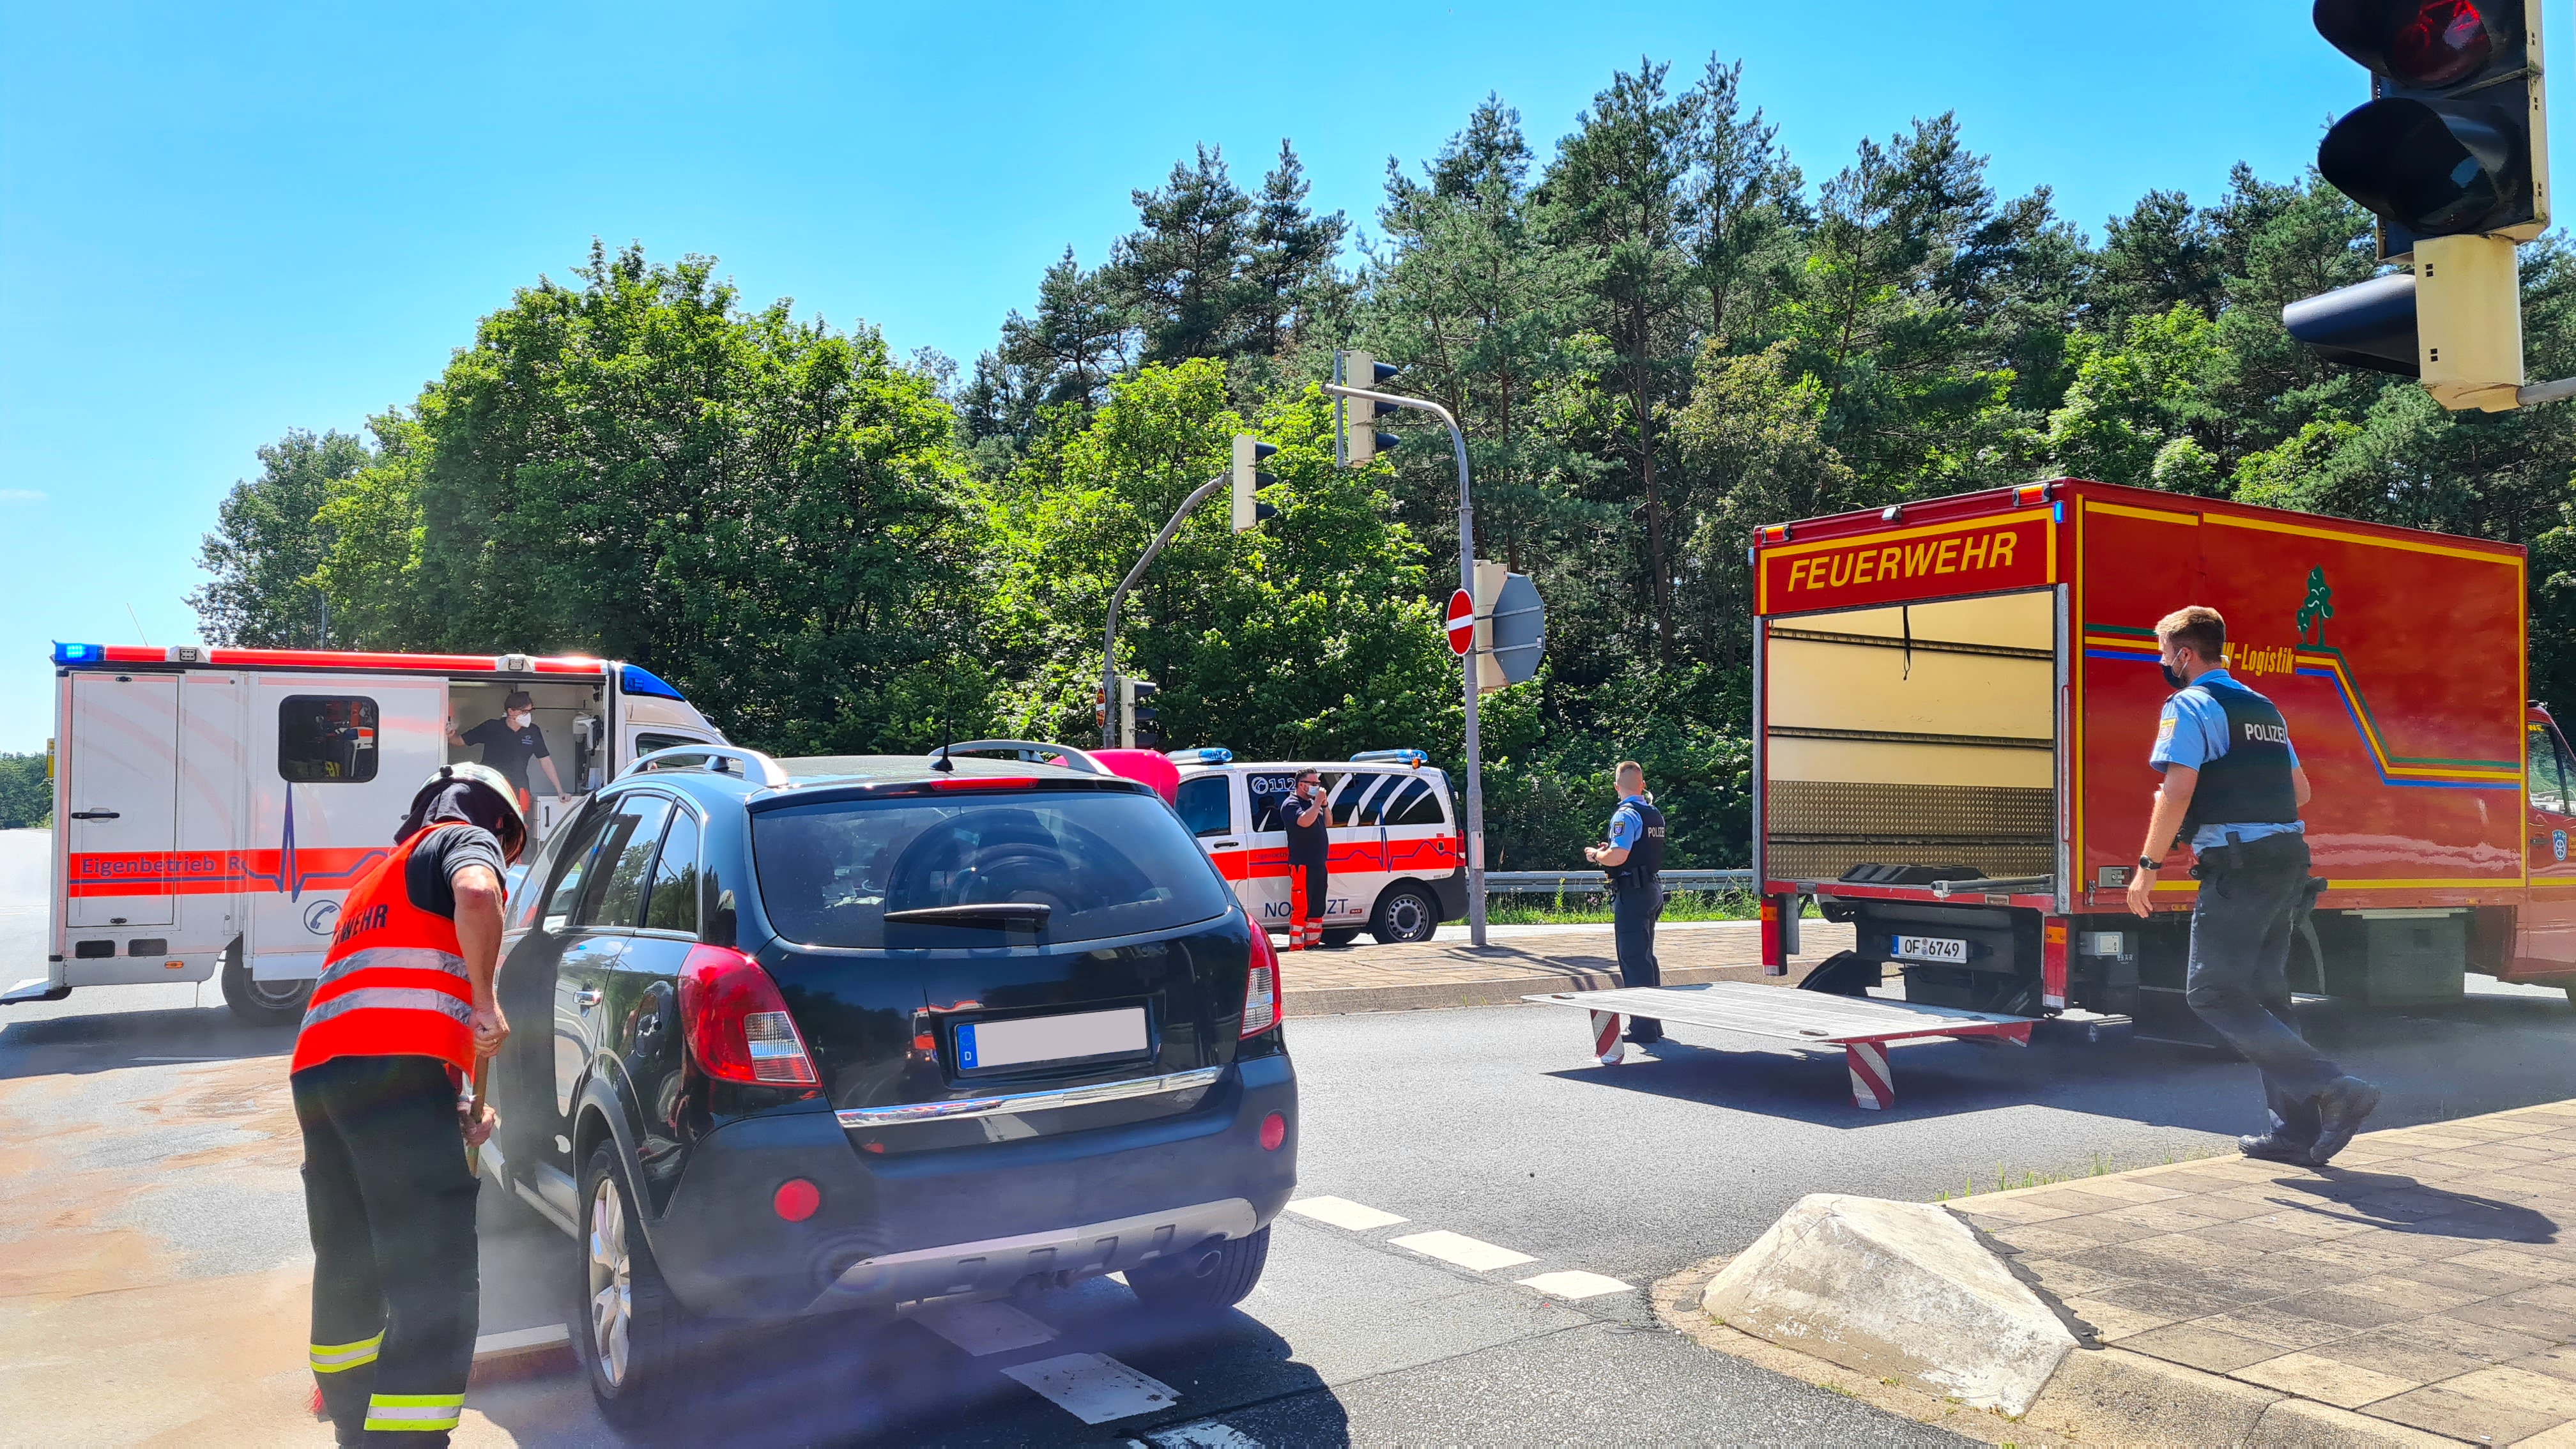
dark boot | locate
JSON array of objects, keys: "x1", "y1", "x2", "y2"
[
  {"x1": 2308, "y1": 1077, "x2": 2383, "y2": 1165},
  {"x1": 2239, "y1": 1133, "x2": 2314, "y2": 1165}
]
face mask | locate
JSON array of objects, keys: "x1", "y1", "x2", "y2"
[
  {"x1": 2161, "y1": 663, "x2": 2188, "y2": 690},
  {"x1": 510, "y1": 712, "x2": 531, "y2": 728}
]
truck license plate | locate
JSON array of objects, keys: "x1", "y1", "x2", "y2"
[
  {"x1": 956, "y1": 1008, "x2": 1148, "y2": 1071},
  {"x1": 1893, "y1": 935, "x2": 1969, "y2": 964}
]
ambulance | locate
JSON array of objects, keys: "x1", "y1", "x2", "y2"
[
  {"x1": 11, "y1": 642, "x2": 726, "y2": 1022},
  {"x1": 1170, "y1": 748, "x2": 1468, "y2": 945}
]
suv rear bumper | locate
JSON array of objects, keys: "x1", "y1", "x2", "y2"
[{"x1": 646, "y1": 1052, "x2": 1298, "y2": 1320}]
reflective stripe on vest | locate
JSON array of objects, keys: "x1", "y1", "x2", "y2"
[{"x1": 289, "y1": 822, "x2": 478, "y2": 1077}]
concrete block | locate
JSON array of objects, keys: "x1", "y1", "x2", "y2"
[{"x1": 1699, "y1": 1192, "x2": 2079, "y2": 1415}]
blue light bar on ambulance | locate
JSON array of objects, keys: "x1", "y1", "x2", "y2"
[
  {"x1": 619, "y1": 663, "x2": 686, "y2": 701},
  {"x1": 52, "y1": 642, "x2": 102, "y2": 665},
  {"x1": 1167, "y1": 747, "x2": 1234, "y2": 764},
  {"x1": 1349, "y1": 749, "x2": 1429, "y2": 766}
]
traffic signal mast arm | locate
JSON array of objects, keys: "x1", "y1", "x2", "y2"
[
  {"x1": 1101, "y1": 435, "x2": 1278, "y2": 747},
  {"x1": 1322, "y1": 374, "x2": 1491, "y2": 948}
]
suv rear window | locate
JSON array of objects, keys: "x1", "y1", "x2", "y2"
[{"x1": 752, "y1": 788, "x2": 1234, "y2": 948}]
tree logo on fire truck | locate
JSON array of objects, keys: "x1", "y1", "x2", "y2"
[{"x1": 2297, "y1": 566, "x2": 2334, "y2": 643}]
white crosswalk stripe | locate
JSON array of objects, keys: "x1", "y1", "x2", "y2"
[
  {"x1": 1001, "y1": 1351, "x2": 1182, "y2": 1425},
  {"x1": 912, "y1": 1298, "x2": 1059, "y2": 1356},
  {"x1": 1515, "y1": 1269, "x2": 1633, "y2": 1300},
  {"x1": 1388, "y1": 1229, "x2": 1536, "y2": 1272},
  {"x1": 1284, "y1": 1195, "x2": 1407, "y2": 1230}
]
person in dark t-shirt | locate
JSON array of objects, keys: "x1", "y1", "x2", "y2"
[
  {"x1": 1282, "y1": 769, "x2": 1330, "y2": 951},
  {"x1": 447, "y1": 689, "x2": 569, "y2": 811}
]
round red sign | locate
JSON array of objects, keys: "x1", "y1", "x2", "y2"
[{"x1": 1446, "y1": 588, "x2": 1476, "y2": 655}]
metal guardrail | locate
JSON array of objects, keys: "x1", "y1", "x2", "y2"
[{"x1": 1483, "y1": 870, "x2": 1753, "y2": 896}]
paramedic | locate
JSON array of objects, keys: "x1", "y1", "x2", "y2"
[
  {"x1": 291, "y1": 762, "x2": 521, "y2": 1445},
  {"x1": 1586, "y1": 761, "x2": 1666, "y2": 1044},
  {"x1": 447, "y1": 690, "x2": 570, "y2": 812},
  {"x1": 2124, "y1": 605, "x2": 2379, "y2": 1167},
  {"x1": 1283, "y1": 769, "x2": 1330, "y2": 951}
]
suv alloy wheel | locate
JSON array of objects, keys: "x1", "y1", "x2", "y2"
[{"x1": 575, "y1": 1143, "x2": 693, "y2": 1427}]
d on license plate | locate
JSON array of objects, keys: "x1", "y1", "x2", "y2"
[
  {"x1": 1893, "y1": 935, "x2": 1969, "y2": 964},
  {"x1": 956, "y1": 1008, "x2": 1147, "y2": 1071}
]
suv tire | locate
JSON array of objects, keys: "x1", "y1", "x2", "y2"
[
  {"x1": 574, "y1": 1142, "x2": 693, "y2": 1429},
  {"x1": 1369, "y1": 885, "x2": 1439, "y2": 945},
  {"x1": 1126, "y1": 1225, "x2": 1270, "y2": 1312},
  {"x1": 218, "y1": 939, "x2": 312, "y2": 1026}
]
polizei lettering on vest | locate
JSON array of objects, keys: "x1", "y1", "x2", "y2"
[{"x1": 2242, "y1": 721, "x2": 2290, "y2": 745}]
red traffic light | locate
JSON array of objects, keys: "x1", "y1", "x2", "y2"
[{"x1": 2313, "y1": 0, "x2": 2497, "y2": 84}]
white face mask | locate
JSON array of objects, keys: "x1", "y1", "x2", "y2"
[{"x1": 509, "y1": 711, "x2": 531, "y2": 728}]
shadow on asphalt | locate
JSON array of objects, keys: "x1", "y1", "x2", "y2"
[
  {"x1": 1537, "y1": 981, "x2": 2576, "y2": 1136},
  {"x1": 0, "y1": 1006, "x2": 290, "y2": 1080}
]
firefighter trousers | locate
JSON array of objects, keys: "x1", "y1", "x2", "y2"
[{"x1": 292, "y1": 1054, "x2": 480, "y2": 1446}]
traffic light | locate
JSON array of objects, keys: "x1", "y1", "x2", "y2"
[
  {"x1": 2289, "y1": 0, "x2": 2550, "y2": 411},
  {"x1": 1335, "y1": 350, "x2": 1402, "y2": 465},
  {"x1": 1119, "y1": 678, "x2": 1160, "y2": 749},
  {"x1": 1230, "y1": 433, "x2": 1279, "y2": 532},
  {"x1": 2313, "y1": 0, "x2": 2548, "y2": 250}
]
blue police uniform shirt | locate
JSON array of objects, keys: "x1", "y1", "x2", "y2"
[
  {"x1": 1609, "y1": 795, "x2": 1649, "y2": 850},
  {"x1": 2149, "y1": 666, "x2": 2304, "y2": 848}
]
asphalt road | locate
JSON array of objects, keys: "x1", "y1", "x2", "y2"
[{"x1": 13, "y1": 824, "x2": 2576, "y2": 1445}]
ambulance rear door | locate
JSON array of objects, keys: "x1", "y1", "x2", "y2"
[
  {"x1": 245, "y1": 673, "x2": 445, "y2": 978},
  {"x1": 1325, "y1": 771, "x2": 1395, "y2": 921},
  {"x1": 62, "y1": 671, "x2": 180, "y2": 931},
  {"x1": 1365, "y1": 768, "x2": 1458, "y2": 889}
]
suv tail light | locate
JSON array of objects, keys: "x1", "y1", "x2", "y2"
[
  {"x1": 1241, "y1": 921, "x2": 1280, "y2": 1037},
  {"x1": 679, "y1": 945, "x2": 820, "y2": 1089}
]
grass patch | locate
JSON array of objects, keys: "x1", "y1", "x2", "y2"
[
  {"x1": 1482, "y1": 887, "x2": 1821, "y2": 926},
  {"x1": 1934, "y1": 1142, "x2": 2230, "y2": 1200}
]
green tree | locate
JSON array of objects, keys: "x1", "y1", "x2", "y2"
[
  {"x1": 189, "y1": 429, "x2": 372, "y2": 646},
  {"x1": 0, "y1": 753, "x2": 49, "y2": 830}
]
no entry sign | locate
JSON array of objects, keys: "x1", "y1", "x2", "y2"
[{"x1": 1446, "y1": 588, "x2": 1476, "y2": 655}]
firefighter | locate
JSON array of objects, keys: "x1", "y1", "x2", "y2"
[
  {"x1": 2124, "y1": 606, "x2": 2380, "y2": 1166},
  {"x1": 1282, "y1": 769, "x2": 1330, "y2": 951},
  {"x1": 292, "y1": 762, "x2": 521, "y2": 1445},
  {"x1": 1586, "y1": 761, "x2": 1666, "y2": 1044}
]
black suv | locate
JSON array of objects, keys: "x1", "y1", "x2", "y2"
[{"x1": 482, "y1": 746, "x2": 1297, "y2": 1425}]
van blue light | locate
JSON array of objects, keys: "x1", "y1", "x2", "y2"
[
  {"x1": 52, "y1": 642, "x2": 101, "y2": 665},
  {"x1": 1349, "y1": 749, "x2": 1429, "y2": 766},
  {"x1": 1167, "y1": 747, "x2": 1233, "y2": 764},
  {"x1": 619, "y1": 663, "x2": 686, "y2": 701}
]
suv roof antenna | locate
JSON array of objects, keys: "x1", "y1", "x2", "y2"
[{"x1": 933, "y1": 716, "x2": 955, "y2": 772}]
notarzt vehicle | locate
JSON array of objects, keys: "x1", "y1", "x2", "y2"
[{"x1": 1170, "y1": 748, "x2": 1468, "y2": 945}]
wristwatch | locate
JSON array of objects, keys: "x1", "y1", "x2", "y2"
[{"x1": 2136, "y1": 856, "x2": 2160, "y2": 872}]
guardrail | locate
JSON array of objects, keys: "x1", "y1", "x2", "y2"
[{"x1": 1483, "y1": 870, "x2": 1754, "y2": 895}]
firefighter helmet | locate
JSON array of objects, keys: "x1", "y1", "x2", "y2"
[{"x1": 409, "y1": 761, "x2": 528, "y2": 852}]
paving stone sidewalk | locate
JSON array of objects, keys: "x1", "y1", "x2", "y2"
[
  {"x1": 1279, "y1": 918, "x2": 1855, "y2": 1016},
  {"x1": 1955, "y1": 1100, "x2": 2576, "y2": 1445}
]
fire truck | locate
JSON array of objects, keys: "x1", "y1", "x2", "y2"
[
  {"x1": 10, "y1": 643, "x2": 725, "y2": 1022},
  {"x1": 1747, "y1": 477, "x2": 2576, "y2": 1024}
]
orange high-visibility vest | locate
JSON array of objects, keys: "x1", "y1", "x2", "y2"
[{"x1": 290, "y1": 822, "x2": 478, "y2": 1076}]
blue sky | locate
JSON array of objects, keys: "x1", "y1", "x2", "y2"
[{"x1": 3, "y1": 1, "x2": 2568, "y2": 747}]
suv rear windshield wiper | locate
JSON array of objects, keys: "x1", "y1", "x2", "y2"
[{"x1": 880, "y1": 903, "x2": 1055, "y2": 928}]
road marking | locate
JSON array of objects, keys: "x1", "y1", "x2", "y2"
[
  {"x1": 132, "y1": 1055, "x2": 225, "y2": 1062},
  {"x1": 1000, "y1": 1352, "x2": 1180, "y2": 1424},
  {"x1": 912, "y1": 1299, "x2": 1058, "y2": 1356},
  {"x1": 1515, "y1": 1270, "x2": 1633, "y2": 1300},
  {"x1": 472, "y1": 1324, "x2": 570, "y2": 1357},
  {"x1": 1142, "y1": 1420, "x2": 1262, "y2": 1447},
  {"x1": 1284, "y1": 1195, "x2": 1407, "y2": 1231},
  {"x1": 1387, "y1": 1230, "x2": 1535, "y2": 1272}
]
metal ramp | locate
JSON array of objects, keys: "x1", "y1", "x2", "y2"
[{"x1": 1523, "y1": 982, "x2": 2034, "y2": 1110}]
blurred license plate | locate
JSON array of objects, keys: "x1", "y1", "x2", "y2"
[
  {"x1": 1893, "y1": 935, "x2": 1968, "y2": 964},
  {"x1": 956, "y1": 1008, "x2": 1147, "y2": 1071}
]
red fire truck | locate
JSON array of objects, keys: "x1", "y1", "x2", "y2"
[{"x1": 1748, "y1": 477, "x2": 2575, "y2": 1022}]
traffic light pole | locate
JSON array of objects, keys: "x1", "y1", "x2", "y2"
[
  {"x1": 1104, "y1": 472, "x2": 1227, "y2": 749},
  {"x1": 1324, "y1": 382, "x2": 1490, "y2": 949}
]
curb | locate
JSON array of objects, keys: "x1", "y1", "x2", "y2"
[
  {"x1": 1284, "y1": 962, "x2": 1761, "y2": 1018},
  {"x1": 1654, "y1": 1255, "x2": 2463, "y2": 1447}
]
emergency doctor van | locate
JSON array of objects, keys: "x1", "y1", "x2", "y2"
[
  {"x1": 1171, "y1": 749, "x2": 1468, "y2": 944},
  {"x1": 13, "y1": 642, "x2": 725, "y2": 1022}
]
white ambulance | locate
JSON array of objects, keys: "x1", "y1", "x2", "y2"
[
  {"x1": 10, "y1": 641, "x2": 726, "y2": 1022},
  {"x1": 1169, "y1": 748, "x2": 1468, "y2": 945}
]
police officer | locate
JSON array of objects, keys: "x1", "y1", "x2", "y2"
[
  {"x1": 293, "y1": 762, "x2": 521, "y2": 1445},
  {"x1": 2124, "y1": 606, "x2": 2379, "y2": 1166},
  {"x1": 1586, "y1": 760, "x2": 1666, "y2": 1044}
]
